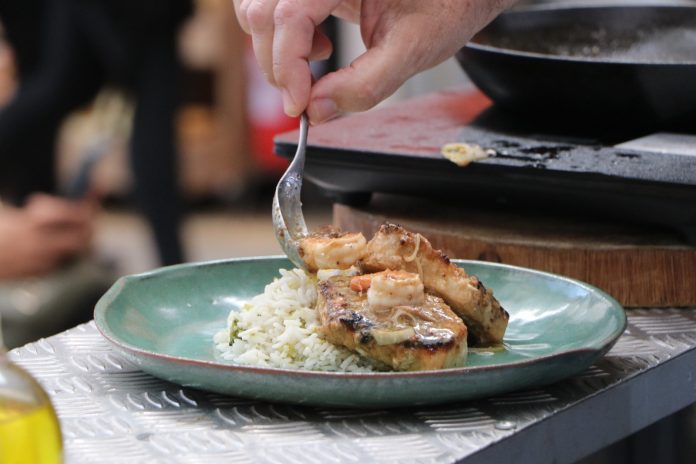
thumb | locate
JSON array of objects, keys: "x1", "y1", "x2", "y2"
[{"x1": 307, "y1": 39, "x2": 415, "y2": 124}]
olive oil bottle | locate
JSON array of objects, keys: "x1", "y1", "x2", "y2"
[{"x1": 0, "y1": 349, "x2": 63, "y2": 463}]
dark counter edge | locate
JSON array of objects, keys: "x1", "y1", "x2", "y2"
[{"x1": 462, "y1": 346, "x2": 696, "y2": 464}]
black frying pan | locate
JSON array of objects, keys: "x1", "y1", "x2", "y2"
[{"x1": 456, "y1": 5, "x2": 696, "y2": 129}]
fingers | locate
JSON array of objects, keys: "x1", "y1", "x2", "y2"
[
  {"x1": 32, "y1": 204, "x2": 93, "y2": 269},
  {"x1": 307, "y1": 40, "x2": 408, "y2": 123},
  {"x1": 233, "y1": 0, "x2": 251, "y2": 33},
  {"x1": 271, "y1": 5, "x2": 316, "y2": 115},
  {"x1": 244, "y1": 0, "x2": 281, "y2": 85},
  {"x1": 22, "y1": 224, "x2": 90, "y2": 276},
  {"x1": 309, "y1": 29, "x2": 333, "y2": 62},
  {"x1": 0, "y1": 199, "x2": 92, "y2": 278},
  {"x1": 272, "y1": 0, "x2": 342, "y2": 116},
  {"x1": 25, "y1": 193, "x2": 94, "y2": 228},
  {"x1": 234, "y1": 0, "x2": 513, "y2": 121},
  {"x1": 305, "y1": 0, "x2": 498, "y2": 124},
  {"x1": 331, "y1": 0, "x2": 362, "y2": 23},
  {"x1": 46, "y1": 221, "x2": 93, "y2": 256},
  {"x1": 236, "y1": 0, "x2": 342, "y2": 115}
]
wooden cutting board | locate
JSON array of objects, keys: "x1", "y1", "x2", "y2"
[{"x1": 334, "y1": 194, "x2": 696, "y2": 307}]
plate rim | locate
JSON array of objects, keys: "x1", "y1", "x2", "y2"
[{"x1": 94, "y1": 256, "x2": 627, "y2": 379}]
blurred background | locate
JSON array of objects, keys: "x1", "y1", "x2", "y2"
[
  {"x1": 0, "y1": 0, "x2": 465, "y2": 275},
  {"x1": 0, "y1": 0, "x2": 690, "y2": 341},
  {"x1": 0, "y1": 0, "x2": 472, "y2": 348},
  {"x1": 0, "y1": 2, "x2": 693, "y2": 463}
]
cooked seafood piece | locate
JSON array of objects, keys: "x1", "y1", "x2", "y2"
[
  {"x1": 316, "y1": 271, "x2": 468, "y2": 371},
  {"x1": 299, "y1": 225, "x2": 367, "y2": 272},
  {"x1": 360, "y1": 223, "x2": 508, "y2": 346},
  {"x1": 361, "y1": 269, "x2": 426, "y2": 310}
]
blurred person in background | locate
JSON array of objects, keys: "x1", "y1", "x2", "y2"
[
  {"x1": 0, "y1": 0, "x2": 193, "y2": 268},
  {"x1": 0, "y1": 191, "x2": 102, "y2": 349},
  {"x1": 0, "y1": 0, "x2": 192, "y2": 347},
  {"x1": 0, "y1": 193, "x2": 95, "y2": 280}
]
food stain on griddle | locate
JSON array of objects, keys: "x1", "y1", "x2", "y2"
[
  {"x1": 490, "y1": 144, "x2": 573, "y2": 168},
  {"x1": 493, "y1": 153, "x2": 542, "y2": 163},
  {"x1": 616, "y1": 152, "x2": 641, "y2": 159},
  {"x1": 493, "y1": 140, "x2": 521, "y2": 148},
  {"x1": 518, "y1": 145, "x2": 573, "y2": 159}
]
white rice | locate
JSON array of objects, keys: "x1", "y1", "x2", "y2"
[{"x1": 213, "y1": 268, "x2": 377, "y2": 372}]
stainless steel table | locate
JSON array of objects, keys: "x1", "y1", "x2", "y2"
[{"x1": 9, "y1": 308, "x2": 696, "y2": 464}]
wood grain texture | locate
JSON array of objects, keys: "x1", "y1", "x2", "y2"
[{"x1": 334, "y1": 195, "x2": 696, "y2": 307}]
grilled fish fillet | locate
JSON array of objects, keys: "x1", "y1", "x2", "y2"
[
  {"x1": 316, "y1": 275, "x2": 468, "y2": 371},
  {"x1": 360, "y1": 223, "x2": 508, "y2": 346}
]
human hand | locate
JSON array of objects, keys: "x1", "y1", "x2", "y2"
[
  {"x1": 233, "y1": 0, "x2": 516, "y2": 124},
  {"x1": 0, "y1": 193, "x2": 97, "y2": 279}
]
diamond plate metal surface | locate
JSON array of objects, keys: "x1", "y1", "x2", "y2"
[{"x1": 8, "y1": 309, "x2": 696, "y2": 464}]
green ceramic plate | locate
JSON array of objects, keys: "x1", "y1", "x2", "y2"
[{"x1": 94, "y1": 257, "x2": 626, "y2": 408}]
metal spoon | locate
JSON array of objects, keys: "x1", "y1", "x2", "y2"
[{"x1": 272, "y1": 112, "x2": 309, "y2": 269}]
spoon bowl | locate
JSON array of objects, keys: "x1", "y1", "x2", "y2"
[{"x1": 272, "y1": 113, "x2": 310, "y2": 270}]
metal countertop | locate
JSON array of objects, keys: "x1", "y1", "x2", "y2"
[{"x1": 9, "y1": 309, "x2": 696, "y2": 464}]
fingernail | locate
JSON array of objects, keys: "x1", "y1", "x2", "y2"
[
  {"x1": 308, "y1": 98, "x2": 338, "y2": 124},
  {"x1": 281, "y1": 91, "x2": 300, "y2": 117}
]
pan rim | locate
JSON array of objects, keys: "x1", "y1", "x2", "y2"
[
  {"x1": 463, "y1": 42, "x2": 696, "y2": 66},
  {"x1": 466, "y1": 3, "x2": 696, "y2": 66}
]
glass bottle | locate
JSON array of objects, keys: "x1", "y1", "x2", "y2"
[{"x1": 0, "y1": 348, "x2": 63, "y2": 463}]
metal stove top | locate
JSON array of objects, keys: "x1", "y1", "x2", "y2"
[
  {"x1": 459, "y1": 106, "x2": 696, "y2": 186},
  {"x1": 275, "y1": 88, "x2": 696, "y2": 242}
]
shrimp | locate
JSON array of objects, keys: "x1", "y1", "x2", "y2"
[
  {"x1": 350, "y1": 270, "x2": 426, "y2": 310},
  {"x1": 298, "y1": 226, "x2": 367, "y2": 272}
]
